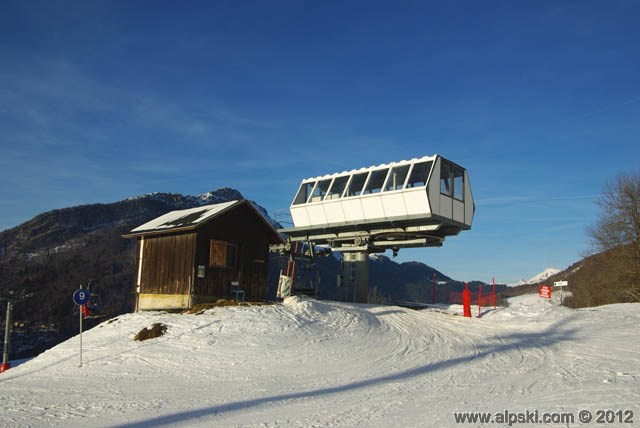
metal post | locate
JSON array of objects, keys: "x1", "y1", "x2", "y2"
[
  {"x1": 79, "y1": 305, "x2": 83, "y2": 367},
  {"x1": 2, "y1": 301, "x2": 12, "y2": 372},
  {"x1": 432, "y1": 273, "x2": 436, "y2": 304},
  {"x1": 352, "y1": 261, "x2": 356, "y2": 303},
  {"x1": 342, "y1": 251, "x2": 369, "y2": 303}
]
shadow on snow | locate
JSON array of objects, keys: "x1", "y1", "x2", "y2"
[{"x1": 113, "y1": 316, "x2": 579, "y2": 427}]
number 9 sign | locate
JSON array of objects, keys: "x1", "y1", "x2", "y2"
[{"x1": 73, "y1": 289, "x2": 90, "y2": 306}]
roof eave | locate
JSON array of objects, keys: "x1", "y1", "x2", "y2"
[{"x1": 122, "y1": 199, "x2": 285, "y2": 244}]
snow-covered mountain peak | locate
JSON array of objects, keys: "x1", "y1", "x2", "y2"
[
  {"x1": 197, "y1": 187, "x2": 244, "y2": 204},
  {"x1": 510, "y1": 267, "x2": 561, "y2": 286},
  {"x1": 529, "y1": 267, "x2": 561, "y2": 283}
]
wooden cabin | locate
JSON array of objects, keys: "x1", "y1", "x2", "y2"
[{"x1": 123, "y1": 200, "x2": 284, "y2": 311}]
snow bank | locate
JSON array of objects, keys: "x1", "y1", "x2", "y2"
[{"x1": 1, "y1": 294, "x2": 638, "y2": 427}]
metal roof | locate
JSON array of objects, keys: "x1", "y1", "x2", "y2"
[{"x1": 123, "y1": 200, "x2": 284, "y2": 243}]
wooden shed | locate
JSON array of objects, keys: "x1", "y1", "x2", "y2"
[{"x1": 123, "y1": 200, "x2": 284, "y2": 311}]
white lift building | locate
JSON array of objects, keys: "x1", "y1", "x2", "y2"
[
  {"x1": 275, "y1": 154, "x2": 475, "y2": 303},
  {"x1": 282, "y1": 154, "x2": 474, "y2": 252}
]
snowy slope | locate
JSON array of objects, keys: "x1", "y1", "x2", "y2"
[{"x1": 1, "y1": 296, "x2": 638, "y2": 427}]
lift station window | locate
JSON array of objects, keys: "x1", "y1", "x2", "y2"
[
  {"x1": 406, "y1": 161, "x2": 432, "y2": 188},
  {"x1": 440, "y1": 162, "x2": 465, "y2": 201},
  {"x1": 293, "y1": 182, "x2": 315, "y2": 205},
  {"x1": 384, "y1": 165, "x2": 410, "y2": 191},
  {"x1": 309, "y1": 179, "x2": 332, "y2": 202},
  {"x1": 441, "y1": 163, "x2": 453, "y2": 196},
  {"x1": 453, "y1": 167, "x2": 464, "y2": 201},
  {"x1": 346, "y1": 172, "x2": 369, "y2": 197},
  {"x1": 326, "y1": 176, "x2": 349, "y2": 200},
  {"x1": 363, "y1": 169, "x2": 389, "y2": 194}
]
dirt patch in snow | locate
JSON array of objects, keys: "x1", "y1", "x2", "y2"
[{"x1": 134, "y1": 323, "x2": 168, "y2": 341}]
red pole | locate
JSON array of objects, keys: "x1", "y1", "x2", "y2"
[
  {"x1": 463, "y1": 282, "x2": 471, "y2": 318},
  {"x1": 492, "y1": 277, "x2": 496, "y2": 309},
  {"x1": 432, "y1": 273, "x2": 436, "y2": 304},
  {"x1": 478, "y1": 283, "x2": 482, "y2": 318}
]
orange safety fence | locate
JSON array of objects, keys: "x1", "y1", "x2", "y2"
[{"x1": 449, "y1": 292, "x2": 495, "y2": 307}]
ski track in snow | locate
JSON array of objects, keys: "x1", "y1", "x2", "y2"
[{"x1": 0, "y1": 295, "x2": 638, "y2": 427}]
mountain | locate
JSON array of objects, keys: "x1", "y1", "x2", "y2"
[
  {"x1": 542, "y1": 246, "x2": 639, "y2": 308},
  {"x1": 509, "y1": 267, "x2": 561, "y2": 287},
  {"x1": 0, "y1": 187, "x2": 246, "y2": 263},
  {"x1": 270, "y1": 252, "x2": 502, "y2": 305},
  {"x1": 503, "y1": 246, "x2": 640, "y2": 308}
]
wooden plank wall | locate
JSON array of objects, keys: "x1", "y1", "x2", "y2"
[
  {"x1": 140, "y1": 233, "x2": 196, "y2": 295},
  {"x1": 194, "y1": 260, "x2": 269, "y2": 302},
  {"x1": 244, "y1": 260, "x2": 268, "y2": 300},
  {"x1": 193, "y1": 203, "x2": 275, "y2": 301}
]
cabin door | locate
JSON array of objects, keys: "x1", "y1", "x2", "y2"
[{"x1": 250, "y1": 259, "x2": 267, "y2": 300}]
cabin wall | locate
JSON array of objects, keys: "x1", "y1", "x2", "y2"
[
  {"x1": 136, "y1": 232, "x2": 196, "y2": 310},
  {"x1": 428, "y1": 159, "x2": 441, "y2": 215},
  {"x1": 453, "y1": 199, "x2": 464, "y2": 223},
  {"x1": 193, "y1": 203, "x2": 272, "y2": 302},
  {"x1": 464, "y1": 171, "x2": 474, "y2": 226}
]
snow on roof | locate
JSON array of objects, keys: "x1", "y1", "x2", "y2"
[
  {"x1": 301, "y1": 154, "x2": 438, "y2": 182},
  {"x1": 130, "y1": 200, "x2": 240, "y2": 234}
]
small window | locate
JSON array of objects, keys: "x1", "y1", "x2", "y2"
[
  {"x1": 326, "y1": 176, "x2": 349, "y2": 200},
  {"x1": 453, "y1": 168, "x2": 464, "y2": 201},
  {"x1": 309, "y1": 179, "x2": 332, "y2": 202},
  {"x1": 440, "y1": 163, "x2": 453, "y2": 196},
  {"x1": 210, "y1": 239, "x2": 237, "y2": 268},
  {"x1": 363, "y1": 169, "x2": 389, "y2": 194},
  {"x1": 210, "y1": 240, "x2": 226, "y2": 267},
  {"x1": 384, "y1": 165, "x2": 410, "y2": 191},
  {"x1": 293, "y1": 182, "x2": 315, "y2": 205},
  {"x1": 406, "y1": 161, "x2": 432, "y2": 188},
  {"x1": 345, "y1": 172, "x2": 369, "y2": 197}
]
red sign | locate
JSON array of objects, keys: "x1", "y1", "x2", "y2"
[{"x1": 539, "y1": 285, "x2": 552, "y2": 299}]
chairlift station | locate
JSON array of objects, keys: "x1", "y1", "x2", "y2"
[{"x1": 274, "y1": 154, "x2": 475, "y2": 302}]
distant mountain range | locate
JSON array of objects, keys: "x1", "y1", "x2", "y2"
[{"x1": 0, "y1": 187, "x2": 500, "y2": 358}]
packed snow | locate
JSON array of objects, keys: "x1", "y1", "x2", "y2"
[{"x1": 1, "y1": 294, "x2": 638, "y2": 427}]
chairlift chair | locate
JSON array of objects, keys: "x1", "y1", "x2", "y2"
[{"x1": 72, "y1": 281, "x2": 103, "y2": 318}]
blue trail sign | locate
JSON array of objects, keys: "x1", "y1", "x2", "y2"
[
  {"x1": 73, "y1": 289, "x2": 90, "y2": 306},
  {"x1": 72, "y1": 288, "x2": 89, "y2": 367}
]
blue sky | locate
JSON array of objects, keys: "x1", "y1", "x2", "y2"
[{"x1": 1, "y1": 1, "x2": 639, "y2": 283}]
